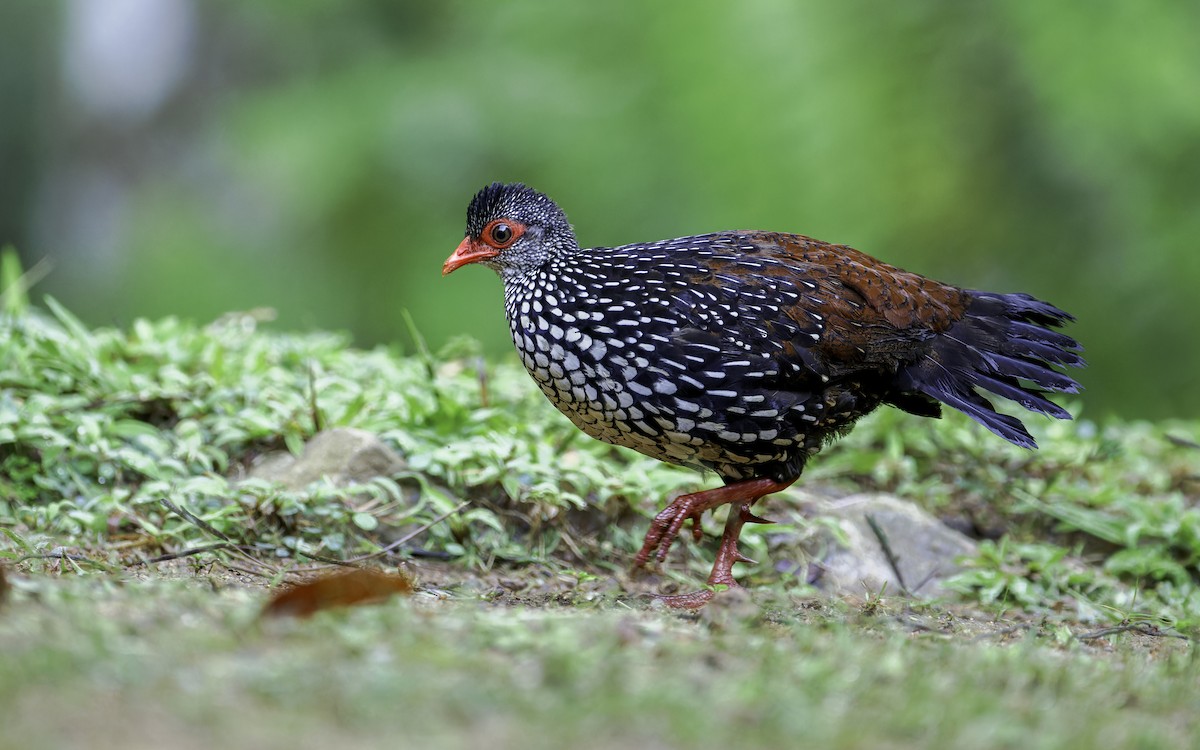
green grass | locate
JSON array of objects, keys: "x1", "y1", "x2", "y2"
[
  {"x1": 3, "y1": 268, "x2": 1200, "y2": 748},
  {"x1": 1, "y1": 576, "x2": 1196, "y2": 750}
]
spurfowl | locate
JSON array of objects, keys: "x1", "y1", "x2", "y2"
[{"x1": 443, "y1": 183, "x2": 1084, "y2": 608}]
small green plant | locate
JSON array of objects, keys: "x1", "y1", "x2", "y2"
[{"x1": 0, "y1": 296, "x2": 695, "y2": 571}]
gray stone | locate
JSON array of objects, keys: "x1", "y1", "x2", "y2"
[
  {"x1": 769, "y1": 492, "x2": 977, "y2": 599},
  {"x1": 249, "y1": 428, "x2": 405, "y2": 490}
]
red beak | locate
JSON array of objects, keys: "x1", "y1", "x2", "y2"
[{"x1": 442, "y1": 237, "x2": 498, "y2": 276}]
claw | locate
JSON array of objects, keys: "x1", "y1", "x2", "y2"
[{"x1": 742, "y1": 510, "x2": 775, "y2": 525}]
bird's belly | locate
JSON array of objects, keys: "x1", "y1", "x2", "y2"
[
  {"x1": 545, "y1": 386, "x2": 747, "y2": 471},
  {"x1": 519, "y1": 352, "x2": 797, "y2": 479}
]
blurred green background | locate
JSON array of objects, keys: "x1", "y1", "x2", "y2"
[{"x1": 2, "y1": 1, "x2": 1197, "y2": 419}]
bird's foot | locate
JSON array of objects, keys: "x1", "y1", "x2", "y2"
[
  {"x1": 633, "y1": 491, "x2": 709, "y2": 569},
  {"x1": 633, "y1": 477, "x2": 790, "y2": 571},
  {"x1": 645, "y1": 498, "x2": 780, "y2": 610}
]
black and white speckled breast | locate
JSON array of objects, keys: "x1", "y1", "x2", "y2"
[{"x1": 500, "y1": 234, "x2": 866, "y2": 481}]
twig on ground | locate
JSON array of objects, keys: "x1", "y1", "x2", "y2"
[
  {"x1": 157, "y1": 496, "x2": 278, "y2": 575},
  {"x1": 969, "y1": 624, "x2": 1032, "y2": 643},
  {"x1": 159, "y1": 497, "x2": 233, "y2": 542},
  {"x1": 15, "y1": 551, "x2": 94, "y2": 564},
  {"x1": 909, "y1": 567, "x2": 942, "y2": 596},
  {"x1": 556, "y1": 526, "x2": 587, "y2": 563},
  {"x1": 285, "y1": 547, "x2": 362, "y2": 568},
  {"x1": 216, "y1": 561, "x2": 282, "y2": 581},
  {"x1": 1077, "y1": 623, "x2": 1189, "y2": 641},
  {"x1": 150, "y1": 495, "x2": 468, "y2": 574},
  {"x1": 865, "y1": 514, "x2": 910, "y2": 596},
  {"x1": 348, "y1": 501, "x2": 469, "y2": 562},
  {"x1": 129, "y1": 543, "x2": 243, "y2": 566},
  {"x1": 14, "y1": 550, "x2": 119, "y2": 574}
]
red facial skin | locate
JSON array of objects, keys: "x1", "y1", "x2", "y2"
[{"x1": 442, "y1": 219, "x2": 526, "y2": 275}]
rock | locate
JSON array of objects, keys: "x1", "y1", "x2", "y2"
[
  {"x1": 249, "y1": 428, "x2": 405, "y2": 490},
  {"x1": 769, "y1": 492, "x2": 977, "y2": 599}
]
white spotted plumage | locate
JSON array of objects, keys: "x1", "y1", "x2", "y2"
[{"x1": 499, "y1": 231, "x2": 833, "y2": 480}]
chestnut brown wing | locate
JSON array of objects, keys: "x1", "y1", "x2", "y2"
[{"x1": 699, "y1": 231, "x2": 970, "y2": 381}]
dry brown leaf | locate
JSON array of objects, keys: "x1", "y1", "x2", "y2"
[
  {"x1": 0, "y1": 566, "x2": 9, "y2": 607},
  {"x1": 261, "y1": 568, "x2": 413, "y2": 619}
]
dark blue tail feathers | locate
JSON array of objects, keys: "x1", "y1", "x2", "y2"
[{"x1": 895, "y1": 291, "x2": 1084, "y2": 449}]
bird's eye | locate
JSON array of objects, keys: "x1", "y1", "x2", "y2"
[
  {"x1": 490, "y1": 223, "x2": 514, "y2": 246},
  {"x1": 481, "y1": 219, "x2": 524, "y2": 249}
]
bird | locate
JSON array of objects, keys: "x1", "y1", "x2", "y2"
[{"x1": 443, "y1": 182, "x2": 1084, "y2": 608}]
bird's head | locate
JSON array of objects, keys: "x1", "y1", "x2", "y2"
[{"x1": 442, "y1": 182, "x2": 577, "y2": 279}]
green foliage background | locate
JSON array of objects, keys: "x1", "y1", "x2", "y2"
[{"x1": 2, "y1": 1, "x2": 1198, "y2": 419}]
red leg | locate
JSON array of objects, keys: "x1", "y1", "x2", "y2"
[
  {"x1": 634, "y1": 477, "x2": 792, "y2": 569},
  {"x1": 634, "y1": 477, "x2": 795, "y2": 609},
  {"x1": 707, "y1": 501, "x2": 765, "y2": 587}
]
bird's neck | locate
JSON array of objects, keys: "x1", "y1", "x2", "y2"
[
  {"x1": 497, "y1": 245, "x2": 580, "y2": 298},
  {"x1": 500, "y1": 260, "x2": 556, "y2": 308},
  {"x1": 499, "y1": 249, "x2": 586, "y2": 332}
]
